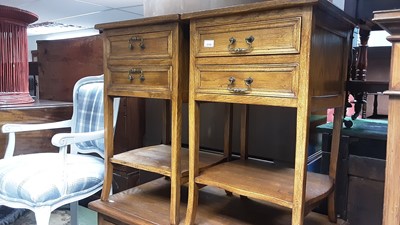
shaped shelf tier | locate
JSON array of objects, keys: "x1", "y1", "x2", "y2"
[
  {"x1": 111, "y1": 144, "x2": 225, "y2": 178},
  {"x1": 89, "y1": 177, "x2": 346, "y2": 225},
  {"x1": 195, "y1": 159, "x2": 333, "y2": 210}
]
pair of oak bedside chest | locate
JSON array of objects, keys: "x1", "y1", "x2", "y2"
[{"x1": 89, "y1": 1, "x2": 355, "y2": 224}]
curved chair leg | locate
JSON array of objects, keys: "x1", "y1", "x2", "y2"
[
  {"x1": 70, "y1": 201, "x2": 78, "y2": 225},
  {"x1": 34, "y1": 206, "x2": 52, "y2": 225}
]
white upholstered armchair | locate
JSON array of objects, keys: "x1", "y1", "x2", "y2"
[{"x1": 0, "y1": 75, "x2": 120, "y2": 225}]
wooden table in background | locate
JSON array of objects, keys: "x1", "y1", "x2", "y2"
[{"x1": 0, "y1": 99, "x2": 73, "y2": 158}]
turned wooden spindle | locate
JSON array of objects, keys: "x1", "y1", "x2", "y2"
[
  {"x1": 352, "y1": 26, "x2": 371, "y2": 119},
  {"x1": 356, "y1": 27, "x2": 370, "y2": 81}
]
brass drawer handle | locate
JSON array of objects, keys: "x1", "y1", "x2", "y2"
[
  {"x1": 128, "y1": 68, "x2": 145, "y2": 81},
  {"x1": 128, "y1": 36, "x2": 145, "y2": 50},
  {"x1": 228, "y1": 36, "x2": 254, "y2": 54},
  {"x1": 227, "y1": 76, "x2": 253, "y2": 94}
]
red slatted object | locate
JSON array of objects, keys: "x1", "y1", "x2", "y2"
[{"x1": 0, "y1": 5, "x2": 38, "y2": 104}]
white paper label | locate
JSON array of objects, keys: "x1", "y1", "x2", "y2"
[{"x1": 204, "y1": 40, "x2": 214, "y2": 48}]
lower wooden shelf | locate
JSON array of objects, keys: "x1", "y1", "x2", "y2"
[
  {"x1": 195, "y1": 160, "x2": 333, "y2": 209},
  {"x1": 89, "y1": 177, "x2": 347, "y2": 225},
  {"x1": 111, "y1": 144, "x2": 224, "y2": 177}
]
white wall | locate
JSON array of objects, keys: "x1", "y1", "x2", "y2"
[
  {"x1": 144, "y1": 0, "x2": 264, "y2": 16},
  {"x1": 331, "y1": 0, "x2": 345, "y2": 10}
]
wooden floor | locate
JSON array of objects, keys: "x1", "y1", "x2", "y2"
[{"x1": 89, "y1": 178, "x2": 348, "y2": 225}]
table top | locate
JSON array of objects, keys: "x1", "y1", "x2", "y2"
[
  {"x1": 317, "y1": 118, "x2": 388, "y2": 140},
  {"x1": 0, "y1": 99, "x2": 72, "y2": 110}
]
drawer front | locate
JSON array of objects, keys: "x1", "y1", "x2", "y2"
[
  {"x1": 195, "y1": 63, "x2": 298, "y2": 98},
  {"x1": 194, "y1": 17, "x2": 301, "y2": 57},
  {"x1": 109, "y1": 65, "x2": 172, "y2": 92},
  {"x1": 108, "y1": 30, "x2": 172, "y2": 59}
]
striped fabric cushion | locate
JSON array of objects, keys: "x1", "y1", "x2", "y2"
[
  {"x1": 0, "y1": 153, "x2": 103, "y2": 207},
  {"x1": 74, "y1": 82, "x2": 105, "y2": 151}
]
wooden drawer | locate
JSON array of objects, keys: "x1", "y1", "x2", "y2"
[
  {"x1": 108, "y1": 65, "x2": 172, "y2": 95},
  {"x1": 194, "y1": 16, "x2": 301, "y2": 57},
  {"x1": 108, "y1": 29, "x2": 172, "y2": 60},
  {"x1": 194, "y1": 63, "x2": 298, "y2": 98}
]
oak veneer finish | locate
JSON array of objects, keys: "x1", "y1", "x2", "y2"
[
  {"x1": 372, "y1": 9, "x2": 400, "y2": 225},
  {"x1": 182, "y1": 1, "x2": 354, "y2": 225},
  {"x1": 95, "y1": 15, "x2": 224, "y2": 225}
]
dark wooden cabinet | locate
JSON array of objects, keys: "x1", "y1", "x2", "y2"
[
  {"x1": 318, "y1": 119, "x2": 387, "y2": 225},
  {"x1": 37, "y1": 35, "x2": 104, "y2": 102}
]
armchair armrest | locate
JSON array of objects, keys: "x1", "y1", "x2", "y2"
[
  {"x1": 51, "y1": 130, "x2": 104, "y2": 147},
  {"x1": 52, "y1": 130, "x2": 105, "y2": 157},
  {"x1": 2, "y1": 120, "x2": 72, "y2": 133},
  {"x1": 2, "y1": 120, "x2": 72, "y2": 159}
]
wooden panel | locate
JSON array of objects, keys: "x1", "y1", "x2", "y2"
[
  {"x1": 309, "y1": 24, "x2": 347, "y2": 97},
  {"x1": 112, "y1": 166, "x2": 140, "y2": 194},
  {"x1": 348, "y1": 155, "x2": 386, "y2": 181},
  {"x1": 347, "y1": 176, "x2": 384, "y2": 225},
  {"x1": 37, "y1": 35, "x2": 103, "y2": 102},
  {"x1": 114, "y1": 97, "x2": 145, "y2": 154}
]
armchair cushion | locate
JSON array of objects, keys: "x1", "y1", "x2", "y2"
[{"x1": 0, "y1": 153, "x2": 103, "y2": 207}]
